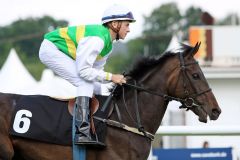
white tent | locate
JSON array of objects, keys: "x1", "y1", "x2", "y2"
[
  {"x1": 0, "y1": 49, "x2": 37, "y2": 94},
  {"x1": 0, "y1": 49, "x2": 111, "y2": 97},
  {"x1": 33, "y1": 69, "x2": 77, "y2": 98},
  {"x1": 11, "y1": 68, "x2": 78, "y2": 98},
  {"x1": 165, "y1": 35, "x2": 181, "y2": 52},
  {"x1": 33, "y1": 69, "x2": 112, "y2": 98}
]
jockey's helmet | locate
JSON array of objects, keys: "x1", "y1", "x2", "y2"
[{"x1": 102, "y1": 4, "x2": 136, "y2": 24}]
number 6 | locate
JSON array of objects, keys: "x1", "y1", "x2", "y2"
[{"x1": 13, "y1": 109, "x2": 32, "y2": 133}]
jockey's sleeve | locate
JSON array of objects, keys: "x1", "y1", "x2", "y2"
[{"x1": 76, "y1": 36, "x2": 112, "y2": 82}]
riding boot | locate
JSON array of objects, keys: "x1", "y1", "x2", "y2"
[{"x1": 74, "y1": 96, "x2": 105, "y2": 147}]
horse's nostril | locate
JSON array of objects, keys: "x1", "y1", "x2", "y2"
[
  {"x1": 211, "y1": 108, "x2": 221, "y2": 120},
  {"x1": 212, "y1": 108, "x2": 221, "y2": 115}
]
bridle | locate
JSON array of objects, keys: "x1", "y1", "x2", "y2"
[
  {"x1": 124, "y1": 51, "x2": 211, "y2": 110},
  {"x1": 95, "y1": 51, "x2": 212, "y2": 141},
  {"x1": 176, "y1": 51, "x2": 212, "y2": 110}
]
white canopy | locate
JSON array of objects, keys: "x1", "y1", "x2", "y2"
[
  {"x1": 0, "y1": 48, "x2": 110, "y2": 97},
  {"x1": 0, "y1": 49, "x2": 37, "y2": 94},
  {"x1": 165, "y1": 35, "x2": 181, "y2": 52},
  {"x1": 26, "y1": 69, "x2": 77, "y2": 98}
]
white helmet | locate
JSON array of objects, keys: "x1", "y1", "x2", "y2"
[{"x1": 102, "y1": 4, "x2": 136, "y2": 24}]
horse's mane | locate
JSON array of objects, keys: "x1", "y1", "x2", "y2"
[{"x1": 126, "y1": 43, "x2": 193, "y2": 80}]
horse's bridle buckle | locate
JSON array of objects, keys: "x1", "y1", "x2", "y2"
[{"x1": 184, "y1": 97, "x2": 195, "y2": 108}]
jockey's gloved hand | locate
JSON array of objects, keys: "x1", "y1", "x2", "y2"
[{"x1": 111, "y1": 74, "x2": 126, "y2": 85}]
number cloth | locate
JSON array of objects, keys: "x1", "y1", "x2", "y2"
[
  {"x1": 10, "y1": 95, "x2": 72, "y2": 146},
  {"x1": 10, "y1": 95, "x2": 109, "y2": 146}
]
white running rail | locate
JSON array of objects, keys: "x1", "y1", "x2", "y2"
[{"x1": 157, "y1": 125, "x2": 240, "y2": 136}]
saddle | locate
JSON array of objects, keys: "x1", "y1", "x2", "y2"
[{"x1": 67, "y1": 97, "x2": 102, "y2": 135}]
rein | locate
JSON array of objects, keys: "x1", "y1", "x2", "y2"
[{"x1": 95, "y1": 52, "x2": 212, "y2": 141}]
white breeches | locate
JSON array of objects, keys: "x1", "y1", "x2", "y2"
[{"x1": 39, "y1": 39, "x2": 100, "y2": 97}]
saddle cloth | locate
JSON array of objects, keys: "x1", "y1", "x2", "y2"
[{"x1": 10, "y1": 95, "x2": 109, "y2": 146}]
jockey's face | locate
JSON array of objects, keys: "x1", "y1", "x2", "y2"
[{"x1": 118, "y1": 21, "x2": 131, "y2": 40}]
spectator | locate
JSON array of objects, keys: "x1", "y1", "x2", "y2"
[{"x1": 202, "y1": 141, "x2": 209, "y2": 148}]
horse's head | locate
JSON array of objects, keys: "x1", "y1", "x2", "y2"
[
  {"x1": 125, "y1": 42, "x2": 221, "y2": 124},
  {"x1": 167, "y1": 42, "x2": 221, "y2": 123}
]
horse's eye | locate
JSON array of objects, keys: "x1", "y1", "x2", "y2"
[{"x1": 192, "y1": 73, "x2": 200, "y2": 80}]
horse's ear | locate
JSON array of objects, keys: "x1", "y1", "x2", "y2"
[{"x1": 191, "y1": 42, "x2": 201, "y2": 56}]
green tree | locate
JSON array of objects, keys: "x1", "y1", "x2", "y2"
[
  {"x1": 182, "y1": 6, "x2": 203, "y2": 40},
  {"x1": 105, "y1": 38, "x2": 145, "y2": 74},
  {"x1": 127, "y1": 38, "x2": 145, "y2": 57},
  {"x1": 140, "y1": 3, "x2": 206, "y2": 56},
  {"x1": 105, "y1": 53, "x2": 128, "y2": 73},
  {"x1": 0, "y1": 16, "x2": 68, "y2": 80},
  {"x1": 142, "y1": 2, "x2": 182, "y2": 55},
  {"x1": 216, "y1": 13, "x2": 240, "y2": 25}
]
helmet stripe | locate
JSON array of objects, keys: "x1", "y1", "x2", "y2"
[{"x1": 102, "y1": 12, "x2": 135, "y2": 21}]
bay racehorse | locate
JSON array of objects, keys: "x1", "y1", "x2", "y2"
[{"x1": 0, "y1": 42, "x2": 221, "y2": 160}]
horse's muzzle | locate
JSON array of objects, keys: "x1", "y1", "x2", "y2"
[{"x1": 210, "y1": 108, "x2": 221, "y2": 120}]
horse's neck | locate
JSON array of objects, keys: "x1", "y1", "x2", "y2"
[
  {"x1": 123, "y1": 61, "x2": 173, "y2": 134},
  {"x1": 142, "y1": 56, "x2": 179, "y2": 94},
  {"x1": 140, "y1": 66, "x2": 172, "y2": 133}
]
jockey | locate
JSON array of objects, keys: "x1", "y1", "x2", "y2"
[{"x1": 39, "y1": 4, "x2": 135, "y2": 146}]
